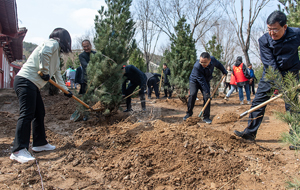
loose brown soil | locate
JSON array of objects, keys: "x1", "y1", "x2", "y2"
[{"x1": 0, "y1": 88, "x2": 299, "y2": 189}]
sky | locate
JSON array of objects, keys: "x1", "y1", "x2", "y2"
[{"x1": 16, "y1": 0, "x2": 280, "y2": 52}]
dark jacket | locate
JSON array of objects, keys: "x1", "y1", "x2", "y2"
[
  {"x1": 163, "y1": 67, "x2": 171, "y2": 84},
  {"x1": 79, "y1": 50, "x2": 96, "y2": 83},
  {"x1": 259, "y1": 27, "x2": 300, "y2": 74},
  {"x1": 75, "y1": 66, "x2": 83, "y2": 84},
  {"x1": 189, "y1": 56, "x2": 227, "y2": 92},
  {"x1": 122, "y1": 65, "x2": 147, "y2": 94},
  {"x1": 145, "y1": 73, "x2": 161, "y2": 85}
]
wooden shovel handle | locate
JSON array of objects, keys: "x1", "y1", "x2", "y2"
[
  {"x1": 38, "y1": 71, "x2": 91, "y2": 109},
  {"x1": 123, "y1": 89, "x2": 141, "y2": 100}
]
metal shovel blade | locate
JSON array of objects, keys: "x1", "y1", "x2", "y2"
[{"x1": 70, "y1": 110, "x2": 81, "y2": 122}]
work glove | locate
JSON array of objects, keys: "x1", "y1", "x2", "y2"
[
  {"x1": 64, "y1": 90, "x2": 73, "y2": 98},
  {"x1": 40, "y1": 74, "x2": 50, "y2": 81}
]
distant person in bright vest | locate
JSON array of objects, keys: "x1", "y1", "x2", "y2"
[
  {"x1": 248, "y1": 64, "x2": 257, "y2": 95},
  {"x1": 234, "y1": 11, "x2": 300, "y2": 142},
  {"x1": 10, "y1": 28, "x2": 73, "y2": 164},
  {"x1": 232, "y1": 56, "x2": 251, "y2": 105}
]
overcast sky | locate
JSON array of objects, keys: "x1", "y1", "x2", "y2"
[
  {"x1": 16, "y1": 0, "x2": 279, "y2": 57},
  {"x1": 16, "y1": 0, "x2": 106, "y2": 46}
]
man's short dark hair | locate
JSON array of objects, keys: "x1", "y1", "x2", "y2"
[
  {"x1": 200, "y1": 52, "x2": 211, "y2": 59},
  {"x1": 163, "y1": 63, "x2": 167, "y2": 67},
  {"x1": 49, "y1": 28, "x2": 72, "y2": 53},
  {"x1": 82, "y1": 39, "x2": 91, "y2": 44},
  {"x1": 266, "y1": 11, "x2": 287, "y2": 27}
]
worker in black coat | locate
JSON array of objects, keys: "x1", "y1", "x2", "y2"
[
  {"x1": 75, "y1": 66, "x2": 83, "y2": 93},
  {"x1": 78, "y1": 40, "x2": 96, "y2": 94},
  {"x1": 183, "y1": 52, "x2": 227, "y2": 124},
  {"x1": 145, "y1": 73, "x2": 161, "y2": 99},
  {"x1": 122, "y1": 65, "x2": 147, "y2": 112},
  {"x1": 163, "y1": 63, "x2": 172, "y2": 98},
  {"x1": 234, "y1": 11, "x2": 300, "y2": 141}
]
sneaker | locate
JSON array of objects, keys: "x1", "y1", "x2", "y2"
[
  {"x1": 183, "y1": 114, "x2": 191, "y2": 121},
  {"x1": 289, "y1": 145, "x2": 300, "y2": 150},
  {"x1": 203, "y1": 118, "x2": 212, "y2": 124},
  {"x1": 247, "y1": 101, "x2": 251, "y2": 105},
  {"x1": 234, "y1": 130, "x2": 255, "y2": 141},
  {"x1": 224, "y1": 96, "x2": 229, "y2": 101},
  {"x1": 240, "y1": 101, "x2": 244, "y2": 105},
  {"x1": 196, "y1": 98, "x2": 199, "y2": 100},
  {"x1": 32, "y1": 143, "x2": 56, "y2": 152},
  {"x1": 10, "y1": 148, "x2": 35, "y2": 163}
]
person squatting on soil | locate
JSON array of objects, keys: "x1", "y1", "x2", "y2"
[
  {"x1": 10, "y1": 28, "x2": 73, "y2": 164},
  {"x1": 122, "y1": 65, "x2": 147, "y2": 112},
  {"x1": 224, "y1": 72, "x2": 238, "y2": 100},
  {"x1": 183, "y1": 52, "x2": 228, "y2": 124},
  {"x1": 162, "y1": 63, "x2": 172, "y2": 99},
  {"x1": 233, "y1": 56, "x2": 251, "y2": 105},
  {"x1": 223, "y1": 66, "x2": 232, "y2": 94},
  {"x1": 78, "y1": 39, "x2": 96, "y2": 94},
  {"x1": 234, "y1": 11, "x2": 300, "y2": 141},
  {"x1": 145, "y1": 72, "x2": 161, "y2": 99},
  {"x1": 248, "y1": 64, "x2": 257, "y2": 95}
]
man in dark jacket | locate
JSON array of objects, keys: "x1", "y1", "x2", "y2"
[
  {"x1": 122, "y1": 65, "x2": 147, "y2": 112},
  {"x1": 183, "y1": 52, "x2": 227, "y2": 124},
  {"x1": 233, "y1": 56, "x2": 251, "y2": 105},
  {"x1": 234, "y1": 11, "x2": 300, "y2": 141},
  {"x1": 79, "y1": 40, "x2": 96, "y2": 94},
  {"x1": 75, "y1": 65, "x2": 83, "y2": 93},
  {"x1": 145, "y1": 73, "x2": 161, "y2": 99},
  {"x1": 248, "y1": 64, "x2": 257, "y2": 95},
  {"x1": 163, "y1": 63, "x2": 172, "y2": 98}
]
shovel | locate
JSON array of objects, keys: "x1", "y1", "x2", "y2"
[
  {"x1": 198, "y1": 75, "x2": 226, "y2": 118},
  {"x1": 239, "y1": 83, "x2": 300, "y2": 119},
  {"x1": 38, "y1": 71, "x2": 101, "y2": 113}
]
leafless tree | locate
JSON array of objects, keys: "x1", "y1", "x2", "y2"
[
  {"x1": 219, "y1": 0, "x2": 270, "y2": 66},
  {"x1": 152, "y1": 0, "x2": 222, "y2": 43},
  {"x1": 134, "y1": 0, "x2": 162, "y2": 72}
]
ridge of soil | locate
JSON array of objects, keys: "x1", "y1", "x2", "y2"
[{"x1": 0, "y1": 89, "x2": 299, "y2": 189}]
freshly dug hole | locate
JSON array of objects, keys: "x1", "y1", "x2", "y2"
[{"x1": 212, "y1": 112, "x2": 239, "y2": 124}]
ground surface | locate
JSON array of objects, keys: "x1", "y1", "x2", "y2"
[{"x1": 0, "y1": 88, "x2": 299, "y2": 190}]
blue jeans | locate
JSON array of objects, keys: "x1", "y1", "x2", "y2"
[
  {"x1": 226, "y1": 85, "x2": 237, "y2": 98},
  {"x1": 238, "y1": 83, "x2": 250, "y2": 102}
]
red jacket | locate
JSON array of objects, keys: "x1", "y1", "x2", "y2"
[
  {"x1": 233, "y1": 63, "x2": 248, "y2": 83},
  {"x1": 229, "y1": 74, "x2": 237, "y2": 85}
]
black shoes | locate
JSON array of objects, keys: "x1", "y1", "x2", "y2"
[
  {"x1": 183, "y1": 114, "x2": 191, "y2": 121},
  {"x1": 289, "y1": 145, "x2": 300, "y2": 150},
  {"x1": 123, "y1": 108, "x2": 133, "y2": 112},
  {"x1": 202, "y1": 118, "x2": 212, "y2": 124},
  {"x1": 234, "y1": 130, "x2": 256, "y2": 141}
]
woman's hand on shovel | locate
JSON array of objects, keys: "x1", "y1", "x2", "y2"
[{"x1": 64, "y1": 90, "x2": 73, "y2": 98}]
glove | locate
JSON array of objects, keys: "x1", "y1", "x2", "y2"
[
  {"x1": 40, "y1": 74, "x2": 50, "y2": 81},
  {"x1": 64, "y1": 90, "x2": 73, "y2": 98}
]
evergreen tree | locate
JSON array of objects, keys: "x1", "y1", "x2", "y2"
[
  {"x1": 205, "y1": 35, "x2": 224, "y2": 96},
  {"x1": 166, "y1": 17, "x2": 196, "y2": 103},
  {"x1": 129, "y1": 47, "x2": 146, "y2": 73},
  {"x1": 80, "y1": 0, "x2": 136, "y2": 115},
  {"x1": 278, "y1": 0, "x2": 300, "y2": 27}
]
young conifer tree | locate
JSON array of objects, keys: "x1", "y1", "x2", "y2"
[
  {"x1": 80, "y1": 0, "x2": 136, "y2": 115},
  {"x1": 165, "y1": 17, "x2": 197, "y2": 103}
]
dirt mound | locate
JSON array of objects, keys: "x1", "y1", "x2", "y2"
[
  {"x1": 185, "y1": 116, "x2": 201, "y2": 126},
  {"x1": 212, "y1": 112, "x2": 239, "y2": 124}
]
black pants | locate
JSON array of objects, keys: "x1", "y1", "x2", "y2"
[
  {"x1": 223, "y1": 82, "x2": 231, "y2": 93},
  {"x1": 12, "y1": 76, "x2": 48, "y2": 152},
  {"x1": 249, "y1": 80, "x2": 255, "y2": 95},
  {"x1": 147, "y1": 77, "x2": 159, "y2": 98},
  {"x1": 124, "y1": 82, "x2": 146, "y2": 109},
  {"x1": 243, "y1": 72, "x2": 298, "y2": 137},
  {"x1": 187, "y1": 82, "x2": 210, "y2": 119},
  {"x1": 79, "y1": 83, "x2": 87, "y2": 94},
  {"x1": 163, "y1": 82, "x2": 172, "y2": 97}
]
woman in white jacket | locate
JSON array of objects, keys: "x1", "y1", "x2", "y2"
[{"x1": 10, "y1": 28, "x2": 73, "y2": 164}]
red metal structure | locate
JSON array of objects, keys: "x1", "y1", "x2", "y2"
[{"x1": 0, "y1": 0, "x2": 27, "y2": 88}]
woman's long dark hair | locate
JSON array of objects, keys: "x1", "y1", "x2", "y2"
[{"x1": 49, "y1": 28, "x2": 72, "y2": 53}]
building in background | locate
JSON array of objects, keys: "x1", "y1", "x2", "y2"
[{"x1": 0, "y1": 0, "x2": 27, "y2": 88}]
